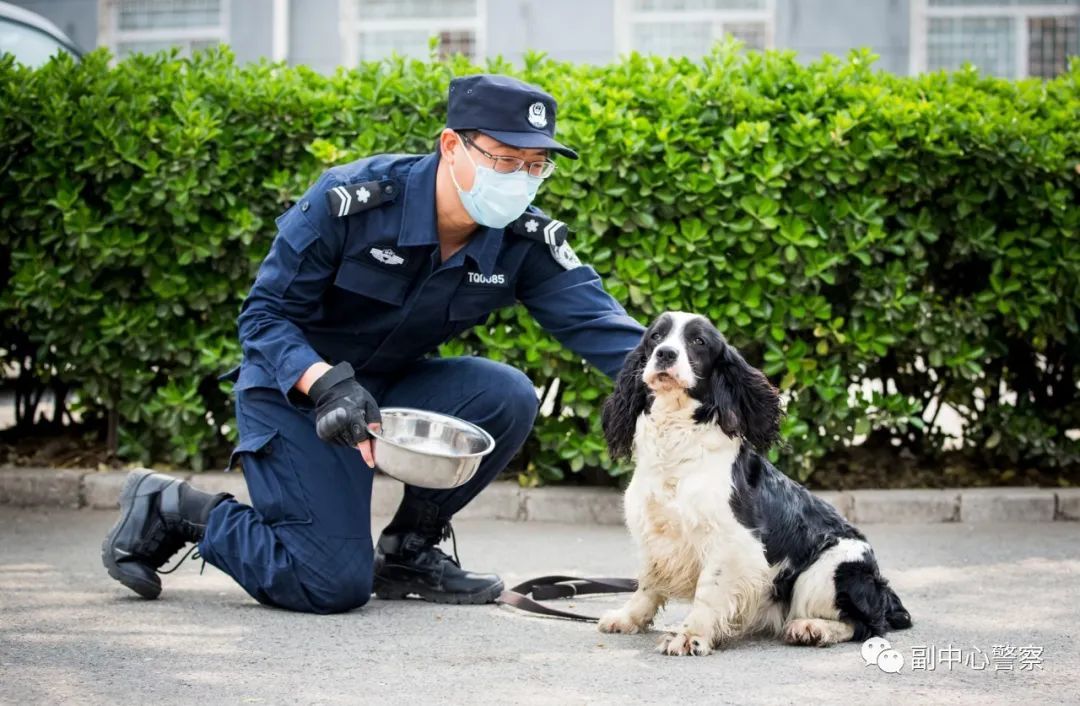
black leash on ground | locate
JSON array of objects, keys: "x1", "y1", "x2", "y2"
[{"x1": 496, "y1": 575, "x2": 638, "y2": 622}]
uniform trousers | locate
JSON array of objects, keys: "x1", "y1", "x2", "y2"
[{"x1": 197, "y1": 356, "x2": 539, "y2": 614}]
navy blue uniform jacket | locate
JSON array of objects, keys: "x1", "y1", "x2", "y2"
[{"x1": 230, "y1": 152, "x2": 645, "y2": 396}]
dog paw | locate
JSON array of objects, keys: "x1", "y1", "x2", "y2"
[
  {"x1": 598, "y1": 610, "x2": 644, "y2": 634},
  {"x1": 782, "y1": 619, "x2": 827, "y2": 647},
  {"x1": 656, "y1": 631, "x2": 712, "y2": 656}
]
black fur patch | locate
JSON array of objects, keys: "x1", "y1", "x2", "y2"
[
  {"x1": 833, "y1": 560, "x2": 913, "y2": 640},
  {"x1": 601, "y1": 316, "x2": 675, "y2": 460},
  {"x1": 691, "y1": 344, "x2": 782, "y2": 452}
]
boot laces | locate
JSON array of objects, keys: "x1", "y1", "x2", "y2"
[
  {"x1": 147, "y1": 515, "x2": 207, "y2": 575},
  {"x1": 156, "y1": 545, "x2": 207, "y2": 575},
  {"x1": 420, "y1": 503, "x2": 459, "y2": 567},
  {"x1": 440, "y1": 522, "x2": 461, "y2": 568},
  {"x1": 405, "y1": 523, "x2": 461, "y2": 569}
]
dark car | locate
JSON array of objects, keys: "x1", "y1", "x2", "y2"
[{"x1": 0, "y1": 1, "x2": 81, "y2": 66}]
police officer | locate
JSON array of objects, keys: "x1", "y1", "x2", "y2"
[{"x1": 101, "y1": 74, "x2": 645, "y2": 614}]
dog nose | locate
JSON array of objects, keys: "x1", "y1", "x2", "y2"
[{"x1": 654, "y1": 347, "x2": 677, "y2": 367}]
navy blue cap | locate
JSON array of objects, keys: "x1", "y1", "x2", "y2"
[{"x1": 446, "y1": 74, "x2": 578, "y2": 159}]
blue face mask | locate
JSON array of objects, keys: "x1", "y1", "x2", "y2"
[{"x1": 450, "y1": 138, "x2": 542, "y2": 229}]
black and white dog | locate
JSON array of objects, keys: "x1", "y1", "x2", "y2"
[{"x1": 598, "y1": 312, "x2": 911, "y2": 656}]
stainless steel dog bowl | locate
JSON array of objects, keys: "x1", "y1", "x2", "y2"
[{"x1": 369, "y1": 408, "x2": 495, "y2": 489}]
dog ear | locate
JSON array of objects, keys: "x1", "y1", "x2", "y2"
[
  {"x1": 693, "y1": 359, "x2": 741, "y2": 439},
  {"x1": 694, "y1": 344, "x2": 782, "y2": 451},
  {"x1": 601, "y1": 343, "x2": 651, "y2": 460}
]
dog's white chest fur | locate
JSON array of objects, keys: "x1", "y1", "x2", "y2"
[{"x1": 623, "y1": 393, "x2": 745, "y2": 599}]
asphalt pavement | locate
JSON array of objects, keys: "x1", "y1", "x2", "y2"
[{"x1": 1, "y1": 507, "x2": 1077, "y2": 705}]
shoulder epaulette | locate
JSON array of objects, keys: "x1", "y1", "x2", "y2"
[
  {"x1": 509, "y1": 212, "x2": 569, "y2": 247},
  {"x1": 326, "y1": 178, "x2": 399, "y2": 218}
]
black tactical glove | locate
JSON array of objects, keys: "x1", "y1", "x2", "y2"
[{"x1": 307, "y1": 362, "x2": 381, "y2": 447}]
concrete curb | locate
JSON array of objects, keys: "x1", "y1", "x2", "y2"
[
  {"x1": 848, "y1": 489, "x2": 960, "y2": 524},
  {"x1": 1, "y1": 467, "x2": 1077, "y2": 524},
  {"x1": 0, "y1": 468, "x2": 85, "y2": 509}
]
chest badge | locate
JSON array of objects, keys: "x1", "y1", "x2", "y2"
[{"x1": 370, "y1": 247, "x2": 405, "y2": 266}]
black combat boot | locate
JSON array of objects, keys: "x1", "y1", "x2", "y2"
[
  {"x1": 101, "y1": 469, "x2": 232, "y2": 599},
  {"x1": 373, "y1": 497, "x2": 504, "y2": 605}
]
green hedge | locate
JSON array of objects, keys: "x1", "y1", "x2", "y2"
[{"x1": 2, "y1": 45, "x2": 1078, "y2": 483}]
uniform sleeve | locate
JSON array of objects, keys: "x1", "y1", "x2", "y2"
[
  {"x1": 236, "y1": 172, "x2": 344, "y2": 397},
  {"x1": 516, "y1": 239, "x2": 645, "y2": 380}
]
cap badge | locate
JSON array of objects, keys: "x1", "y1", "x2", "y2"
[{"x1": 527, "y1": 102, "x2": 547, "y2": 129}]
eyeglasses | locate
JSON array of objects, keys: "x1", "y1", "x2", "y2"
[{"x1": 460, "y1": 133, "x2": 557, "y2": 179}]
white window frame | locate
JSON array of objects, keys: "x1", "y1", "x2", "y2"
[
  {"x1": 97, "y1": 0, "x2": 230, "y2": 57},
  {"x1": 340, "y1": 0, "x2": 487, "y2": 64},
  {"x1": 614, "y1": 0, "x2": 776, "y2": 57},
  {"x1": 910, "y1": 0, "x2": 1080, "y2": 77}
]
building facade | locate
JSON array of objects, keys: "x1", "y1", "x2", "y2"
[{"x1": 10, "y1": 0, "x2": 1080, "y2": 78}]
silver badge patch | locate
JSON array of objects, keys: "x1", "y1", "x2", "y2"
[
  {"x1": 527, "y1": 102, "x2": 547, "y2": 129},
  {"x1": 369, "y1": 247, "x2": 404, "y2": 266},
  {"x1": 550, "y1": 240, "x2": 581, "y2": 270}
]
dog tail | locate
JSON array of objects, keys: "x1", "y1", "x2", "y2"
[
  {"x1": 884, "y1": 586, "x2": 912, "y2": 630},
  {"x1": 836, "y1": 563, "x2": 912, "y2": 639}
]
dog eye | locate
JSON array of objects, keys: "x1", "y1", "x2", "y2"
[
  {"x1": 650, "y1": 331, "x2": 663, "y2": 341},
  {"x1": 692, "y1": 337, "x2": 706, "y2": 346}
]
